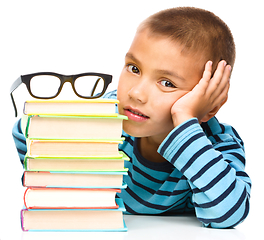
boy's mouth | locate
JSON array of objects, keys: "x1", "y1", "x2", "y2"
[
  {"x1": 124, "y1": 107, "x2": 150, "y2": 122},
  {"x1": 128, "y1": 109, "x2": 149, "y2": 118}
]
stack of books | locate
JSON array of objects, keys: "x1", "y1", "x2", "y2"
[{"x1": 20, "y1": 99, "x2": 128, "y2": 232}]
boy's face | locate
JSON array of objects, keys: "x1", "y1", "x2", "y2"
[{"x1": 117, "y1": 29, "x2": 206, "y2": 142}]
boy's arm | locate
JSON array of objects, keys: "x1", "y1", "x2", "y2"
[
  {"x1": 12, "y1": 119, "x2": 27, "y2": 165},
  {"x1": 159, "y1": 62, "x2": 251, "y2": 228},
  {"x1": 158, "y1": 117, "x2": 251, "y2": 228}
]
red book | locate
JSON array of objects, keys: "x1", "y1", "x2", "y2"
[{"x1": 24, "y1": 188, "x2": 121, "y2": 209}]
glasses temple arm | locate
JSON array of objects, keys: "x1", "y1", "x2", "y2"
[
  {"x1": 91, "y1": 78, "x2": 101, "y2": 97},
  {"x1": 10, "y1": 77, "x2": 22, "y2": 117},
  {"x1": 11, "y1": 93, "x2": 18, "y2": 117}
]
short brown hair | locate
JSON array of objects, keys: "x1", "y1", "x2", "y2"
[{"x1": 138, "y1": 7, "x2": 236, "y2": 70}]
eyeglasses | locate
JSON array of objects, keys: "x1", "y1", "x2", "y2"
[{"x1": 10, "y1": 72, "x2": 112, "y2": 117}]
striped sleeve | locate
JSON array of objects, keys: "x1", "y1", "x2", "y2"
[
  {"x1": 12, "y1": 119, "x2": 27, "y2": 165},
  {"x1": 158, "y1": 118, "x2": 251, "y2": 228}
]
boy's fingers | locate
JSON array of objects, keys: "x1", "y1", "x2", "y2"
[
  {"x1": 223, "y1": 65, "x2": 232, "y2": 82},
  {"x1": 207, "y1": 61, "x2": 230, "y2": 95},
  {"x1": 210, "y1": 60, "x2": 226, "y2": 85},
  {"x1": 203, "y1": 61, "x2": 213, "y2": 79},
  {"x1": 216, "y1": 80, "x2": 230, "y2": 105},
  {"x1": 211, "y1": 64, "x2": 231, "y2": 100},
  {"x1": 194, "y1": 61, "x2": 213, "y2": 94},
  {"x1": 201, "y1": 61, "x2": 213, "y2": 84}
]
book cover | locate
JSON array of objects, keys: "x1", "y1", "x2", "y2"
[
  {"x1": 27, "y1": 139, "x2": 124, "y2": 158},
  {"x1": 24, "y1": 151, "x2": 129, "y2": 172},
  {"x1": 25, "y1": 114, "x2": 127, "y2": 139},
  {"x1": 21, "y1": 198, "x2": 127, "y2": 232},
  {"x1": 23, "y1": 99, "x2": 119, "y2": 116},
  {"x1": 23, "y1": 188, "x2": 121, "y2": 209},
  {"x1": 23, "y1": 171, "x2": 128, "y2": 188}
]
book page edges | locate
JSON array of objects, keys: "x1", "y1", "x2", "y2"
[
  {"x1": 24, "y1": 151, "x2": 128, "y2": 160},
  {"x1": 24, "y1": 99, "x2": 119, "y2": 103}
]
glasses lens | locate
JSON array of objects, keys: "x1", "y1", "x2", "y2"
[
  {"x1": 74, "y1": 76, "x2": 105, "y2": 98},
  {"x1": 30, "y1": 75, "x2": 61, "y2": 98}
]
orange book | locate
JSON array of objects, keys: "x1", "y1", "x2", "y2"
[{"x1": 23, "y1": 171, "x2": 127, "y2": 188}]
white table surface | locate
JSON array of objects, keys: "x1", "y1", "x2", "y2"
[
  {"x1": 18, "y1": 214, "x2": 243, "y2": 240},
  {"x1": 0, "y1": 199, "x2": 260, "y2": 240}
]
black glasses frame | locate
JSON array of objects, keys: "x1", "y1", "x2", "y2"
[{"x1": 10, "y1": 72, "x2": 112, "y2": 117}]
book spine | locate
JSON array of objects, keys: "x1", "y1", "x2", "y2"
[
  {"x1": 23, "y1": 102, "x2": 27, "y2": 115},
  {"x1": 24, "y1": 115, "x2": 32, "y2": 138},
  {"x1": 20, "y1": 209, "x2": 27, "y2": 232},
  {"x1": 22, "y1": 172, "x2": 25, "y2": 187},
  {"x1": 23, "y1": 188, "x2": 29, "y2": 209}
]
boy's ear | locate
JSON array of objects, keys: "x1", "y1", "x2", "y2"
[{"x1": 200, "y1": 97, "x2": 228, "y2": 123}]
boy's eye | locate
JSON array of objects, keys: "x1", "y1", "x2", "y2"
[
  {"x1": 159, "y1": 80, "x2": 176, "y2": 88},
  {"x1": 127, "y1": 64, "x2": 140, "y2": 74}
]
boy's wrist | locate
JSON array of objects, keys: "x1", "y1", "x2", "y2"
[{"x1": 172, "y1": 112, "x2": 196, "y2": 127}]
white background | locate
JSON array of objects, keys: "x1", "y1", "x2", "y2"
[{"x1": 0, "y1": 0, "x2": 263, "y2": 239}]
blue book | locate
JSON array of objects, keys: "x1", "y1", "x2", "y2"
[{"x1": 21, "y1": 198, "x2": 127, "y2": 232}]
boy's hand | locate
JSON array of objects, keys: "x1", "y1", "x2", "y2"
[{"x1": 171, "y1": 60, "x2": 231, "y2": 126}]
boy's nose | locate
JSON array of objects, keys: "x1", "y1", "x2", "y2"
[{"x1": 128, "y1": 81, "x2": 148, "y2": 104}]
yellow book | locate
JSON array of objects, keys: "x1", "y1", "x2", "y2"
[
  {"x1": 23, "y1": 99, "x2": 119, "y2": 116},
  {"x1": 24, "y1": 152, "x2": 129, "y2": 172}
]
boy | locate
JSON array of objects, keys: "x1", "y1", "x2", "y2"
[{"x1": 12, "y1": 7, "x2": 251, "y2": 228}]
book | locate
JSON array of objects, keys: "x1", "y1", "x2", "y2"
[
  {"x1": 24, "y1": 152, "x2": 129, "y2": 172},
  {"x1": 20, "y1": 99, "x2": 128, "y2": 232},
  {"x1": 27, "y1": 139, "x2": 123, "y2": 158},
  {"x1": 24, "y1": 188, "x2": 121, "y2": 209},
  {"x1": 23, "y1": 171, "x2": 127, "y2": 188},
  {"x1": 25, "y1": 115, "x2": 127, "y2": 139},
  {"x1": 21, "y1": 198, "x2": 127, "y2": 232},
  {"x1": 23, "y1": 99, "x2": 119, "y2": 116}
]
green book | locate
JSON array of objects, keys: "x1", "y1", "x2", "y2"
[
  {"x1": 25, "y1": 114, "x2": 127, "y2": 140},
  {"x1": 24, "y1": 151, "x2": 129, "y2": 172}
]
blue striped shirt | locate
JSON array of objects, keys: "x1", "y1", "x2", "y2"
[{"x1": 12, "y1": 90, "x2": 251, "y2": 228}]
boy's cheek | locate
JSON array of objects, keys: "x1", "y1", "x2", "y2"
[
  {"x1": 117, "y1": 74, "x2": 130, "y2": 95},
  {"x1": 117, "y1": 104, "x2": 124, "y2": 115}
]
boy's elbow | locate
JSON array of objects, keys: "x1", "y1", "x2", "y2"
[{"x1": 198, "y1": 193, "x2": 250, "y2": 229}]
